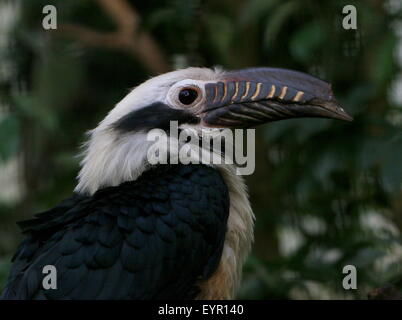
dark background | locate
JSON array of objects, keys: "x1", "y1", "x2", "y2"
[{"x1": 0, "y1": 0, "x2": 402, "y2": 299}]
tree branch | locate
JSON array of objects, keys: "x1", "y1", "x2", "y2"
[{"x1": 56, "y1": 0, "x2": 170, "y2": 74}]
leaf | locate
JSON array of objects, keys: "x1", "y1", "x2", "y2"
[
  {"x1": 0, "y1": 257, "x2": 11, "y2": 291},
  {"x1": 264, "y1": 118, "x2": 329, "y2": 143},
  {"x1": 13, "y1": 94, "x2": 57, "y2": 130},
  {"x1": 240, "y1": 0, "x2": 282, "y2": 25},
  {"x1": 263, "y1": 1, "x2": 300, "y2": 49},
  {"x1": 379, "y1": 133, "x2": 402, "y2": 193},
  {"x1": 0, "y1": 113, "x2": 20, "y2": 162},
  {"x1": 148, "y1": 8, "x2": 175, "y2": 28},
  {"x1": 368, "y1": 33, "x2": 397, "y2": 86},
  {"x1": 204, "y1": 13, "x2": 234, "y2": 58},
  {"x1": 289, "y1": 22, "x2": 327, "y2": 63},
  {"x1": 33, "y1": 47, "x2": 85, "y2": 108}
]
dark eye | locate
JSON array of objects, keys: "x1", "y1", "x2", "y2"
[{"x1": 178, "y1": 88, "x2": 198, "y2": 105}]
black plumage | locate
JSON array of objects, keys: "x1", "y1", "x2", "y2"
[
  {"x1": 1, "y1": 164, "x2": 229, "y2": 300},
  {"x1": 113, "y1": 102, "x2": 200, "y2": 133}
]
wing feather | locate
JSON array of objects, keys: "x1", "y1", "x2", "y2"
[{"x1": 1, "y1": 164, "x2": 229, "y2": 300}]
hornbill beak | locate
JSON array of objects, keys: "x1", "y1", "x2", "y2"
[{"x1": 201, "y1": 68, "x2": 353, "y2": 128}]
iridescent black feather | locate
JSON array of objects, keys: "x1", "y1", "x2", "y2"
[{"x1": 1, "y1": 164, "x2": 229, "y2": 300}]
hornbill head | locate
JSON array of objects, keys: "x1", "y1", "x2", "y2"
[{"x1": 76, "y1": 67, "x2": 352, "y2": 194}]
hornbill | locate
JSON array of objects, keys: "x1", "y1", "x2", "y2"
[{"x1": 1, "y1": 67, "x2": 352, "y2": 300}]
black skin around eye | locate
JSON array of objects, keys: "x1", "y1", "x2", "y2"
[{"x1": 179, "y1": 88, "x2": 198, "y2": 105}]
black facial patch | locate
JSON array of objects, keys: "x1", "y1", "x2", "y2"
[{"x1": 112, "y1": 102, "x2": 200, "y2": 133}]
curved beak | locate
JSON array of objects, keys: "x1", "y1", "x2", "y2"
[{"x1": 201, "y1": 67, "x2": 353, "y2": 128}]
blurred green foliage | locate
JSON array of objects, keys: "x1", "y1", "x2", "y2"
[{"x1": 0, "y1": 0, "x2": 402, "y2": 299}]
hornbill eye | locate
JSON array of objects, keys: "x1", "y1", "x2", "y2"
[{"x1": 179, "y1": 88, "x2": 198, "y2": 105}]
